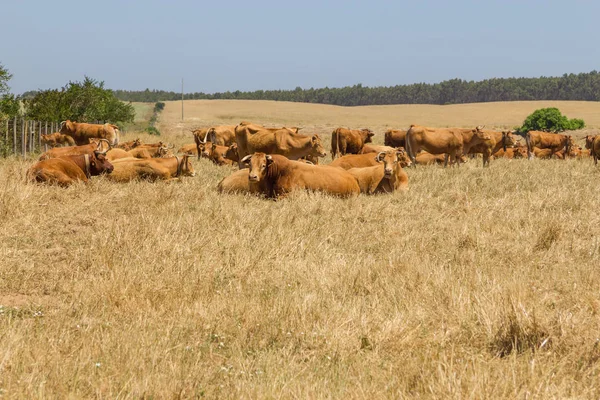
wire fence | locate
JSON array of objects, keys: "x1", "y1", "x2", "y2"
[{"x1": 0, "y1": 118, "x2": 64, "y2": 158}]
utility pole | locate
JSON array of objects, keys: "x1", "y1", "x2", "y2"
[{"x1": 181, "y1": 78, "x2": 184, "y2": 121}]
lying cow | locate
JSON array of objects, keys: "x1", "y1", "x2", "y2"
[
  {"x1": 27, "y1": 149, "x2": 113, "y2": 187},
  {"x1": 60, "y1": 120, "x2": 120, "y2": 146},
  {"x1": 493, "y1": 146, "x2": 527, "y2": 159},
  {"x1": 330, "y1": 127, "x2": 374, "y2": 159},
  {"x1": 178, "y1": 143, "x2": 198, "y2": 156},
  {"x1": 108, "y1": 155, "x2": 195, "y2": 182},
  {"x1": 199, "y1": 142, "x2": 239, "y2": 166},
  {"x1": 39, "y1": 140, "x2": 111, "y2": 160},
  {"x1": 241, "y1": 153, "x2": 359, "y2": 199},
  {"x1": 360, "y1": 144, "x2": 397, "y2": 154},
  {"x1": 40, "y1": 132, "x2": 76, "y2": 147},
  {"x1": 330, "y1": 150, "x2": 412, "y2": 170},
  {"x1": 106, "y1": 148, "x2": 134, "y2": 161},
  {"x1": 116, "y1": 139, "x2": 142, "y2": 151},
  {"x1": 347, "y1": 150, "x2": 409, "y2": 194},
  {"x1": 128, "y1": 144, "x2": 172, "y2": 159}
]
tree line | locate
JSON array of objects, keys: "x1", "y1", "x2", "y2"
[{"x1": 112, "y1": 71, "x2": 600, "y2": 106}]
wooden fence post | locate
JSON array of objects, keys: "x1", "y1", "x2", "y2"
[
  {"x1": 13, "y1": 117, "x2": 17, "y2": 155},
  {"x1": 44, "y1": 121, "x2": 48, "y2": 152},
  {"x1": 21, "y1": 118, "x2": 26, "y2": 158},
  {"x1": 38, "y1": 121, "x2": 42, "y2": 151}
]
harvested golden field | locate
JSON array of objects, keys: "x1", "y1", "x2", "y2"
[{"x1": 1, "y1": 100, "x2": 600, "y2": 398}]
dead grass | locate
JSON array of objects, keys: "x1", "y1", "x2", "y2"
[{"x1": 1, "y1": 100, "x2": 600, "y2": 397}]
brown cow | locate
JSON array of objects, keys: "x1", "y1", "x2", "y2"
[
  {"x1": 467, "y1": 130, "x2": 517, "y2": 167},
  {"x1": 129, "y1": 144, "x2": 171, "y2": 159},
  {"x1": 384, "y1": 129, "x2": 407, "y2": 148},
  {"x1": 525, "y1": 131, "x2": 573, "y2": 160},
  {"x1": 330, "y1": 149, "x2": 412, "y2": 170},
  {"x1": 241, "y1": 153, "x2": 359, "y2": 199},
  {"x1": 107, "y1": 155, "x2": 195, "y2": 182},
  {"x1": 116, "y1": 139, "x2": 141, "y2": 151},
  {"x1": 40, "y1": 132, "x2": 76, "y2": 148},
  {"x1": 178, "y1": 143, "x2": 198, "y2": 155},
  {"x1": 360, "y1": 144, "x2": 397, "y2": 154},
  {"x1": 347, "y1": 150, "x2": 409, "y2": 194},
  {"x1": 39, "y1": 140, "x2": 111, "y2": 160},
  {"x1": 200, "y1": 142, "x2": 238, "y2": 166},
  {"x1": 27, "y1": 150, "x2": 113, "y2": 187},
  {"x1": 493, "y1": 146, "x2": 527, "y2": 159},
  {"x1": 106, "y1": 148, "x2": 134, "y2": 161},
  {"x1": 237, "y1": 121, "x2": 301, "y2": 134},
  {"x1": 330, "y1": 128, "x2": 374, "y2": 159},
  {"x1": 59, "y1": 120, "x2": 120, "y2": 146},
  {"x1": 235, "y1": 124, "x2": 327, "y2": 166},
  {"x1": 531, "y1": 147, "x2": 555, "y2": 159},
  {"x1": 405, "y1": 125, "x2": 477, "y2": 167},
  {"x1": 217, "y1": 169, "x2": 268, "y2": 195},
  {"x1": 590, "y1": 136, "x2": 600, "y2": 165}
]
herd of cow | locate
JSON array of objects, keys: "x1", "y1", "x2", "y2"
[{"x1": 24, "y1": 120, "x2": 600, "y2": 199}]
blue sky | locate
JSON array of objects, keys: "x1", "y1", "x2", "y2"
[{"x1": 1, "y1": 0, "x2": 598, "y2": 94}]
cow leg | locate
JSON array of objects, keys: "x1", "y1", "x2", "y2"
[
  {"x1": 443, "y1": 154, "x2": 449, "y2": 168},
  {"x1": 483, "y1": 150, "x2": 491, "y2": 167}
]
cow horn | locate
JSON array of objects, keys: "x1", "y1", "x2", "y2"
[
  {"x1": 375, "y1": 151, "x2": 386, "y2": 162},
  {"x1": 241, "y1": 155, "x2": 252, "y2": 164},
  {"x1": 168, "y1": 143, "x2": 175, "y2": 149}
]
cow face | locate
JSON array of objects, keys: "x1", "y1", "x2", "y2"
[
  {"x1": 309, "y1": 135, "x2": 327, "y2": 158},
  {"x1": 199, "y1": 142, "x2": 213, "y2": 159},
  {"x1": 243, "y1": 153, "x2": 273, "y2": 182},
  {"x1": 91, "y1": 151, "x2": 114, "y2": 175},
  {"x1": 59, "y1": 120, "x2": 74, "y2": 134},
  {"x1": 473, "y1": 130, "x2": 491, "y2": 143},
  {"x1": 585, "y1": 135, "x2": 596, "y2": 150},
  {"x1": 375, "y1": 150, "x2": 410, "y2": 178},
  {"x1": 396, "y1": 148, "x2": 412, "y2": 168},
  {"x1": 362, "y1": 129, "x2": 375, "y2": 144},
  {"x1": 502, "y1": 131, "x2": 517, "y2": 148}
]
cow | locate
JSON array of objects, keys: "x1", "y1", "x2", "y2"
[
  {"x1": 525, "y1": 131, "x2": 573, "y2": 160},
  {"x1": 107, "y1": 155, "x2": 195, "y2": 182},
  {"x1": 199, "y1": 142, "x2": 238, "y2": 166},
  {"x1": 347, "y1": 150, "x2": 409, "y2": 194},
  {"x1": 590, "y1": 136, "x2": 600, "y2": 165},
  {"x1": 116, "y1": 139, "x2": 142, "y2": 151},
  {"x1": 531, "y1": 147, "x2": 555, "y2": 159},
  {"x1": 39, "y1": 140, "x2": 111, "y2": 160},
  {"x1": 330, "y1": 149, "x2": 412, "y2": 170},
  {"x1": 27, "y1": 148, "x2": 113, "y2": 187},
  {"x1": 414, "y1": 152, "x2": 447, "y2": 165},
  {"x1": 59, "y1": 120, "x2": 120, "y2": 146},
  {"x1": 217, "y1": 169, "x2": 267, "y2": 195},
  {"x1": 493, "y1": 146, "x2": 527, "y2": 159},
  {"x1": 128, "y1": 144, "x2": 171, "y2": 159},
  {"x1": 240, "y1": 153, "x2": 359, "y2": 199},
  {"x1": 585, "y1": 135, "x2": 596, "y2": 152},
  {"x1": 360, "y1": 144, "x2": 398, "y2": 154},
  {"x1": 330, "y1": 128, "x2": 374, "y2": 159},
  {"x1": 384, "y1": 129, "x2": 407, "y2": 148},
  {"x1": 405, "y1": 125, "x2": 477, "y2": 167},
  {"x1": 178, "y1": 143, "x2": 198, "y2": 155},
  {"x1": 204, "y1": 125, "x2": 238, "y2": 147},
  {"x1": 40, "y1": 132, "x2": 76, "y2": 148},
  {"x1": 237, "y1": 121, "x2": 301, "y2": 134},
  {"x1": 234, "y1": 124, "x2": 327, "y2": 166},
  {"x1": 106, "y1": 148, "x2": 134, "y2": 161},
  {"x1": 466, "y1": 129, "x2": 517, "y2": 167}
]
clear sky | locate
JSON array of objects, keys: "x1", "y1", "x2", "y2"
[{"x1": 1, "y1": 0, "x2": 598, "y2": 94}]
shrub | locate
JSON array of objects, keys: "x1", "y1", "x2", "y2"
[
  {"x1": 520, "y1": 107, "x2": 585, "y2": 133},
  {"x1": 153, "y1": 102, "x2": 165, "y2": 113},
  {"x1": 145, "y1": 126, "x2": 161, "y2": 136}
]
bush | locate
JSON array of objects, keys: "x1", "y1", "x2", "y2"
[
  {"x1": 145, "y1": 126, "x2": 161, "y2": 136},
  {"x1": 520, "y1": 107, "x2": 585, "y2": 133},
  {"x1": 153, "y1": 102, "x2": 165, "y2": 112}
]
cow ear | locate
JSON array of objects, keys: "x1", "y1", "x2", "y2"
[
  {"x1": 266, "y1": 155, "x2": 274, "y2": 165},
  {"x1": 230, "y1": 143, "x2": 238, "y2": 150},
  {"x1": 311, "y1": 135, "x2": 318, "y2": 143},
  {"x1": 212, "y1": 143, "x2": 217, "y2": 150}
]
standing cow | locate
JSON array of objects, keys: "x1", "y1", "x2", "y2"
[
  {"x1": 330, "y1": 128, "x2": 374, "y2": 159},
  {"x1": 60, "y1": 120, "x2": 120, "y2": 146}
]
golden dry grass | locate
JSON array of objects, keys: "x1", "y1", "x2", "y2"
[{"x1": 1, "y1": 100, "x2": 600, "y2": 398}]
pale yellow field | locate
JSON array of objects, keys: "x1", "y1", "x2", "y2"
[
  {"x1": 157, "y1": 100, "x2": 600, "y2": 144},
  {"x1": 1, "y1": 100, "x2": 600, "y2": 398}
]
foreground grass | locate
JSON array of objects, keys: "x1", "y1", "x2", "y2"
[{"x1": 1, "y1": 154, "x2": 600, "y2": 398}]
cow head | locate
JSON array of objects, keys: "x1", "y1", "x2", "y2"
[
  {"x1": 362, "y1": 129, "x2": 375, "y2": 143},
  {"x1": 375, "y1": 150, "x2": 411, "y2": 178},
  {"x1": 501, "y1": 131, "x2": 517, "y2": 150},
  {"x1": 472, "y1": 129, "x2": 491, "y2": 143},
  {"x1": 513, "y1": 146, "x2": 527, "y2": 159},
  {"x1": 90, "y1": 150, "x2": 114, "y2": 175},
  {"x1": 199, "y1": 142, "x2": 213, "y2": 159},
  {"x1": 225, "y1": 143, "x2": 239, "y2": 162},
  {"x1": 158, "y1": 144, "x2": 174, "y2": 158},
  {"x1": 309, "y1": 134, "x2": 327, "y2": 158},
  {"x1": 242, "y1": 152, "x2": 272, "y2": 182},
  {"x1": 585, "y1": 135, "x2": 596, "y2": 150},
  {"x1": 59, "y1": 120, "x2": 74, "y2": 134}
]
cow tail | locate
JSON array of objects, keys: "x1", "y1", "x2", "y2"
[{"x1": 405, "y1": 129, "x2": 414, "y2": 166}]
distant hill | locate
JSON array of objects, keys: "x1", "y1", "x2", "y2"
[{"x1": 113, "y1": 71, "x2": 600, "y2": 106}]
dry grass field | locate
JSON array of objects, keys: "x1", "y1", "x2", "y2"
[{"x1": 1, "y1": 100, "x2": 600, "y2": 398}]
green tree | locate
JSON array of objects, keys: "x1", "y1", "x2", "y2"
[
  {"x1": 27, "y1": 76, "x2": 135, "y2": 124},
  {"x1": 520, "y1": 107, "x2": 585, "y2": 133}
]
